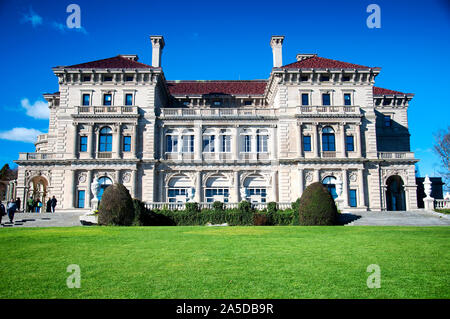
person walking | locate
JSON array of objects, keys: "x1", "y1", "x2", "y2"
[
  {"x1": 15, "y1": 198, "x2": 21, "y2": 213},
  {"x1": 7, "y1": 199, "x2": 17, "y2": 223},
  {"x1": 0, "y1": 201, "x2": 6, "y2": 224},
  {"x1": 46, "y1": 198, "x2": 52, "y2": 213},
  {"x1": 51, "y1": 196, "x2": 57, "y2": 213},
  {"x1": 36, "y1": 199, "x2": 42, "y2": 213},
  {"x1": 27, "y1": 196, "x2": 34, "y2": 213}
]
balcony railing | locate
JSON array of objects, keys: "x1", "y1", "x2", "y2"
[
  {"x1": 144, "y1": 202, "x2": 293, "y2": 211},
  {"x1": 74, "y1": 105, "x2": 139, "y2": 115},
  {"x1": 378, "y1": 152, "x2": 415, "y2": 159},
  {"x1": 296, "y1": 105, "x2": 359, "y2": 115},
  {"x1": 160, "y1": 108, "x2": 278, "y2": 118},
  {"x1": 18, "y1": 153, "x2": 63, "y2": 160}
]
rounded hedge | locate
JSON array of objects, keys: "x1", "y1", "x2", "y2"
[
  {"x1": 298, "y1": 182, "x2": 338, "y2": 225},
  {"x1": 98, "y1": 183, "x2": 135, "y2": 226}
]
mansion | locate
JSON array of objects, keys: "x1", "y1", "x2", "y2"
[{"x1": 14, "y1": 35, "x2": 419, "y2": 211}]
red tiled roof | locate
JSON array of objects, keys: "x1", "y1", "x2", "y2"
[
  {"x1": 373, "y1": 86, "x2": 409, "y2": 95},
  {"x1": 282, "y1": 56, "x2": 372, "y2": 69},
  {"x1": 63, "y1": 55, "x2": 153, "y2": 69},
  {"x1": 167, "y1": 81, "x2": 267, "y2": 95}
]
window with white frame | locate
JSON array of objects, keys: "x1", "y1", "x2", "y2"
[
  {"x1": 182, "y1": 134, "x2": 194, "y2": 153},
  {"x1": 220, "y1": 129, "x2": 231, "y2": 153},
  {"x1": 167, "y1": 175, "x2": 192, "y2": 203},
  {"x1": 203, "y1": 134, "x2": 215, "y2": 153},
  {"x1": 256, "y1": 129, "x2": 268, "y2": 153},
  {"x1": 205, "y1": 175, "x2": 230, "y2": 203},
  {"x1": 166, "y1": 130, "x2": 178, "y2": 153},
  {"x1": 243, "y1": 175, "x2": 267, "y2": 203}
]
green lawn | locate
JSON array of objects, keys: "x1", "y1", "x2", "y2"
[{"x1": 0, "y1": 226, "x2": 449, "y2": 299}]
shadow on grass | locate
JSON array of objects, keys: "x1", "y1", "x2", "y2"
[{"x1": 337, "y1": 213, "x2": 362, "y2": 225}]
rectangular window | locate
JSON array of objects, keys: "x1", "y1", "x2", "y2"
[
  {"x1": 182, "y1": 135, "x2": 194, "y2": 153},
  {"x1": 342, "y1": 76, "x2": 350, "y2": 82},
  {"x1": 244, "y1": 100, "x2": 252, "y2": 106},
  {"x1": 168, "y1": 188, "x2": 188, "y2": 203},
  {"x1": 300, "y1": 75, "x2": 309, "y2": 82},
  {"x1": 103, "y1": 94, "x2": 112, "y2": 106},
  {"x1": 257, "y1": 135, "x2": 268, "y2": 153},
  {"x1": 99, "y1": 134, "x2": 112, "y2": 152},
  {"x1": 384, "y1": 115, "x2": 391, "y2": 127},
  {"x1": 320, "y1": 75, "x2": 330, "y2": 81},
  {"x1": 125, "y1": 94, "x2": 133, "y2": 106},
  {"x1": 243, "y1": 135, "x2": 251, "y2": 153},
  {"x1": 125, "y1": 75, "x2": 134, "y2": 82},
  {"x1": 221, "y1": 135, "x2": 231, "y2": 152},
  {"x1": 205, "y1": 188, "x2": 229, "y2": 203},
  {"x1": 301, "y1": 93, "x2": 309, "y2": 106},
  {"x1": 203, "y1": 135, "x2": 215, "y2": 152},
  {"x1": 322, "y1": 93, "x2": 331, "y2": 106},
  {"x1": 82, "y1": 75, "x2": 91, "y2": 82},
  {"x1": 346, "y1": 135, "x2": 354, "y2": 151},
  {"x1": 166, "y1": 135, "x2": 178, "y2": 153},
  {"x1": 349, "y1": 189, "x2": 357, "y2": 207},
  {"x1": 77, "y1": 190, "x2": 85, "y2": 208},
  {"x1": 344, "y1": 93, "x2": 351, "y2": 106},
  {"x1": 104, "y1": 75, "x2": 113, "y2": 82},
  {"x1": 303, "y1": 135, "x2": 311, "y2": 152},
  {"x1": 123, "y1": 136, "x2": 132, "y2": 152},
  {"x1": 79, "y1": 136, "x2": 88, "y2": 152},
  {"x1": 82, "y1": 94, "x2": 90, "y2": 106}
]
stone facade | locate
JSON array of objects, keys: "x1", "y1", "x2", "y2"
[{"x1": 14, "y1": 35, "x2": 419, "y2": 211}]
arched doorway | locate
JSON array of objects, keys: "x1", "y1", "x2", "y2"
[
  {"x1": 97, "y1": 176, "x2": 113, "y2": 202},
  {"x1": 386, "y1": 175, "x2": 406, "y2": 211},
  {"x1": 28, "y1": 176, "x2": 48, "y2": 202},
  {"x1": 322, "y1": 176, "x2": 338, "y2": 200}
]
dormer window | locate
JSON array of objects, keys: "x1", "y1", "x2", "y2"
[
  {"x1": 244, "y1": 100, "x2": 252, "y2": 106},
  {"x1": 125, "y1": 75, "x2": 134, "y2": 82},
  {"x1": 300, "y1": 75, "x2": 309, "y2": 82},
  {"x1": 104, "y1": 75, "x2": 113, "y2": 82},
  {"x1": 342, "y1": 76, "x2": 350, "y2": 82},
  {"x1": 320, "y1": 75, "x2": 330, "y2": 82},
  {"x1": 383, "y1": 99, "x2": 392, "y2": 106},
  {"x1": 82, "y1": 75, "x2": 91, "y2": 82}
]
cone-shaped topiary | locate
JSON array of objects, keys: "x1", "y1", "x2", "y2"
[
  {"x1": 98, "y1": 183, "x2": 135, "y2": 226},
  {"x1": 298, "y1": 182, "x2": 338, "y2": 225}
]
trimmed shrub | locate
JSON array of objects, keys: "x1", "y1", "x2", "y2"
[
  {"x1": 185, "y1": 202, "x2": 200, "y2": 213},
  {"x1": 98, "y1": 183, "x2": 135, "y2": 226},
  {"x1": 238, "y1": 200, "x2": 254, "y2": 225},
  {"x1": 132, "y1": 198, "x2": 146, "y2": 226},
  {"x1": 212, "y1": 201, "x2": 224, "y2": 212},
  {"x1": 298, "y1": 182, "x2": 338, "y2": 225}
]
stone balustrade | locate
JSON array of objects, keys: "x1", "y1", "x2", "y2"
[
  {"x1": 18, "y1": 153, "x2": 63, "y2": 160},
  {"x1": 160, "y1": 108, "x2": 278, "y2": 118},
  {"x1": 74, "y1": 105, "x2": 139, "y2": 115},
  {"x1": 144, "y1": 202, "x2": 293, "y2": 211},
  {"x1": 435, "y1": 199, "x2": 450, "y2": 209},
  {"x1": 296, "y1": 105, "x2": 359, "y2": 114},
  {"x1": 378, "y1": 152, "x2": 415, "y2": 159}
]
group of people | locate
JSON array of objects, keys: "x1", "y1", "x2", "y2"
[
  {"x1": 0, "y1": 196, "x2": 58, "y2": 225},
  {"x1": 26, "y1": 196, "x2": 57, "y2": 213},
  {"x1": 0, "y1": 199, "x2": 19, "y2": 224}
]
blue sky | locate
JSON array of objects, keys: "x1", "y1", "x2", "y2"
[{"x1": 0, "y1": 0, "x2": 449, "y2": 179}]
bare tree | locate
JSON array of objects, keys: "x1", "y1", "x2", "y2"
[{"x1": 434, "y1": 126, "x2": 450, "y2": 190}]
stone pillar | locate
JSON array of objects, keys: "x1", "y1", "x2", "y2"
[
  {"x1": 313, "y1": 124, "x2": 319, "y2": 158},
  {"x1": 232, "y1": 126, "x2": 239, "y2": 160},
  {"x1": 251, "y1": 133, "x2": 257, "y2": 157},
  {"x1": 341, "y1": 169, "x2": 348, "y2": 208},
  {"x1": 93, "y1": 126, "x2": 99, "y2": 159},
  {"x1": 271, "y1": 126, "x2": 277, "y2": 160},
  {"x1": 271, "y1": 171, "x2": 278, "y2": 202},
  {"x1": 340, "y1": 123, "x2": 346, "y2": 158},
  {"x1": 298, "y1": 168, "x2": 304, "y2": 197},
  {"x1": 356, "y1": 123, "x2": 362, "y2": 158},
  {"x1": 131, "y1": 169, "x2": 137, "y2": 198},
  {"x1": 86, "y1": 170, "x2": 92, "y2": 208},
  {"x1": 72, "y1": 123, "x2": 78, "y2": 159},
  {"x1": 358, "y1": 168, "x2": 366, "y2": 208},
  {"x1": 298, "y1": 124, "x2": 303, "y2": 158},
  {"x1": 214, "y1": 129, "x2": 221, "y2": 160},
  {"x1": 195, "y1": 171, "x2": 202, "y2": 202},
  {"x1": 64, "y1": 169, "x2": 76, "y2": 209},
  {"x1": 233, "y1": 171, "x2": 240, "y2": 202},
  {"x1": 87, "y1": 124, "x2": 94, "y2": 159},
  {"x1": 314, "y1": 169, "x2": 320, "y2": 182},
  {"x1": 133, "y1": 124, "x2": 138, "y2": 159},
  {"x1": 194, "y1": 124, "x2": 202, "y2": 161},
  {"x1": 115, "y1": 169, "x2": 121, "y2": 184},
  {"x1": 115, "y1": 123, "x2": 122, "y2": 159}
]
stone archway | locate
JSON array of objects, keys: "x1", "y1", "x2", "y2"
[
  {"x1": 26, "y1": 176, "x2": 49, "y2": 211},
  {"x1": 386, "y1": 175, "x2": 406, "y2": 211}
]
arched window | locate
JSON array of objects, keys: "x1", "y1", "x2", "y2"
[
  {"x1": 167, "y1": 175, "x2": 193, "y2": 203},
  {"x1": 243, "y1": 175, "x2": 267, "y2": 203},
  {"x1": 322, "y1": 126, "x2": 335, "y2": 151},
  {"x1": 99, "y1": 127, "x2": 113, "y2": 152},
  {"x1": 98, "y1": 176, "x2": 113, "y2": 202},
  {"x1": 205, "y1": 175, "x2": 230, "y2": 203},
  {"x1": 322, "y1": 176, "x2": 338, "y2": 199}
]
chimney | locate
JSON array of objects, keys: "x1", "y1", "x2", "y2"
[
  {"x1": 270, "y1": 35, "x2": 284, "y2": 68},
  {"x1": 150, "y1": 35, "x2": 165, "y2": 68}
]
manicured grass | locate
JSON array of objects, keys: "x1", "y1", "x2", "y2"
[{"x1": 0, "y1": 226, "x2": 449, "y2": 299}]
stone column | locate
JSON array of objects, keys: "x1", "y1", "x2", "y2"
[
  {"x1": 87, "y1": 124, "x2": 94, "y2": 159},
  {"x1": 358, "y1": 168, "x2": 366, "y2": 208},
  {"x1": 214, "y1": 129, "x2": 221, "y2": 160},
  {"x1": 64, "y1": 169, "x2": 76, "y2": 209},
  {"x1": 232, "y1": 126, "x2": 239, "y2": 160},
  {"x1": 72, "y1": 123, "x2": 78, "y2": 159},
  {"x1": 131, "y1": 169, "x2": 137, "y2": 198},
  {"x1": 93, "y1": 126, "x2": 99, "y2": 159},
  {"x1": 251, "y1": 133, "x2": 257, "y2": 158},
  {"x1": 160, "y1": 125, "x2": 165, "y2": 160},
  {"x1": 298, "y1": 124, "x2": 303, "y2": 158},
  {"x1": 115, "y1": 169, "x2": 121, "y2": 184},
  {"x1": 340, "y1": 123, "x2": 346, "y2": 158},
  {"x1": 86, "y1": 170, "x2": 92, "y2": 208},
  {"x1": 133, "y1": 124, "x2": 138, "y2": 159},
  {"x1": 233, "y1": 171, "x2": 240, "y2": 202},
  {"x1": 115, "y1": 123, "x2": 122, "y2": 159},
  {"x1": 194, "y1": 124, "x2": 202, "y2": 161},
  {"x1": 271, "y1": 126, "x2": 277, "y2": 160},
  {"x1": 271, "y1": 171, "x2": 278, "y2": 202},
  {"x1": 194, "y1": 171, "x2": 202, "y2": 202},
  {"x1": 341, "y1": 169, "x2": 348, "y2": 207},
  {"x1": 313, "y1": 124, "x2": 319, "y2": 158},
  {"x1": 298, "y1": 168, "x2": 304, "y2": 196},
  {"x1": 356, "y1": 123, "x2": 362, "y2": 158}
]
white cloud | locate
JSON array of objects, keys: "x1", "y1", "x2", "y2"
[
  {"x1": 0, "y1": 128, "x2": 44, "y2": 143},
  {"x1": 21, "y1": 98, "x2": 49, "y2": 119},
  {"x1": 21, "y1": 7, "x2": 43, "y2": 27},
  {"x1": 51, "y1": 21, "x2": 88, "y2": 34}
]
